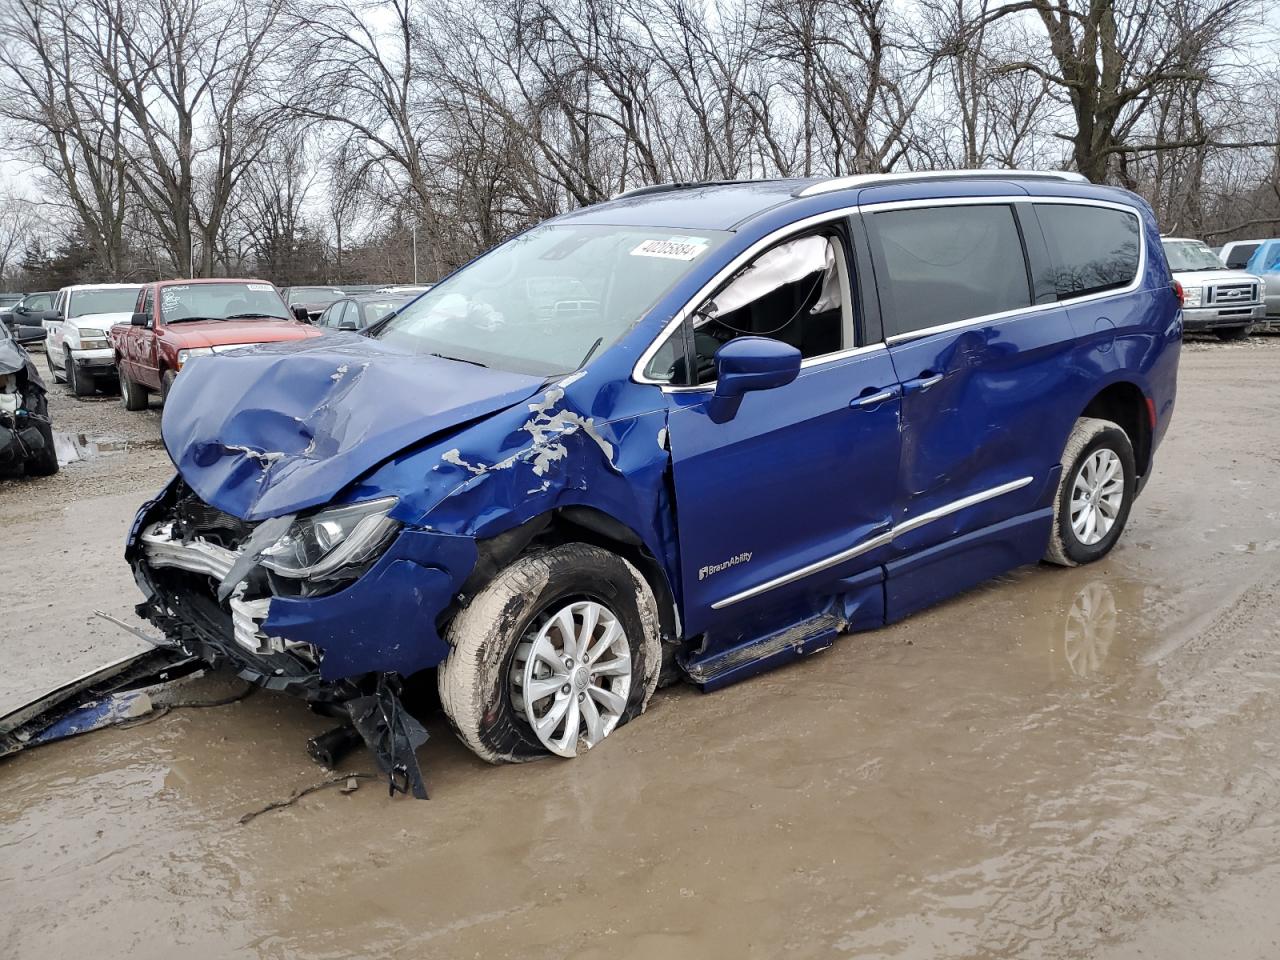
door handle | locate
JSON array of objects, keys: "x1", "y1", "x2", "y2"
[
  {"x1": 903, "y1": 372, "x2": 943, "y2": 393},
  {"x1": 850, "y1": 386, "x2": 900, "y2": 409}
]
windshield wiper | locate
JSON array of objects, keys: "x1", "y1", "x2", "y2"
[
  {"x1": 428, "y1": 352, "x2": 488, "y2": 368},
  {"x1": 165, "y1": 316, "x2": 222, "y2": 324},
  {"x1": 577, "y1": 337, "x2": 604, "y2": 369},
  {"x1": 224, "y1": 313, "x2": 287, "y2": 320}
]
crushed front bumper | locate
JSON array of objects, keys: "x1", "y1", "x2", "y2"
[{"x1": 126, "y1": 480, "x2": 479, "y2": 692}]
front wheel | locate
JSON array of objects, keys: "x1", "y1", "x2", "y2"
[
  {"x1": 120, "y1": 365, "x2": 149, "y2": 411},
  {"x1": 439, "y1": 543, "x2": 662, "y2": 763},
  {"x1": 1044, "y1": 417, "x2": 1136, "y2": 567},
  {"x1": 1215, "y1": 325, "x2": 1251, "y2": 341},
  {"x1": 66, "y1": 351, "x2": 94, "y2": 397}
]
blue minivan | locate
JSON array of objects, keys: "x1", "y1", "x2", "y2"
[{"x1": 128, "y1": 170, "x2": 1180, "y2": 785}]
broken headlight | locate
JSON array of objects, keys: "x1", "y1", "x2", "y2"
[{"x1": 260, "y1": 497, "x2": 400, "y2": 581}]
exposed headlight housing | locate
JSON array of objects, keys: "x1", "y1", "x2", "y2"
[
  {"x1": 1182, "y1": 286, "x2": 1202, "y2": 308},
  {"x1": 260, "y1": 497, "x2": 400, "y2": 581},
  {"x1": 176, "y1": 347, "x2": 213, "y2": 368}
]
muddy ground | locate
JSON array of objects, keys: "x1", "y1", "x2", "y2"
[{"x1": 3, "y1": 337, "x2": 1280, "y2": 959}]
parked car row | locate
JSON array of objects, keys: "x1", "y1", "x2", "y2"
[{"x1": 0, "y1": 279, "x2": 430, "y2": 410}]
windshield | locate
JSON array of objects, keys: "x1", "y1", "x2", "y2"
[
  {"x1": 375, "y1": 224, "x2": 729, "y2": 375},
  {"x1": 159, "y1": 282, "x2": 290, "y2": 323},
  {"x1": 1162, "y1": 241, "x2": 1224, "y2": 272},
  {"x1": 68, "y1": 287, "x2": 141, "y2": 318}
]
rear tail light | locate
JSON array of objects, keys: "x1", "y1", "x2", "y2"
[{"x1": 1173, "y1": 279, "x2": 1185, "y2": 306}]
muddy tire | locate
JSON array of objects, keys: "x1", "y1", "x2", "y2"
[
  {"x1": 66, "y1": 350, "x2": 94, "y2": 397},
  {"x1": 439, "y1": 543, "x2": 661, "y2": 764},
  {"x1": 119, "y1": 365, "x2": 149, "y2": 411},
  {"x1": 46, "y1": 349, "x2": 65, "y2": 384},
  {"x1": 1215, "y1": 325, "x2": 1251, "y2": 341},
  {"x1": 1044, "y1": 417, "x2": 1136, "y2": 567},
  {"x1": 161, "y1": 370, "x2": 176, "y2": 404}
]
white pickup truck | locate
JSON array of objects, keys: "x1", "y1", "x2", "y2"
[
  {"x1": 1161, "y1": 238, "x2": 1265, "y2": 340},
  {"x1": 43, "y1": 283, "x2": 142, "y2": 395}
]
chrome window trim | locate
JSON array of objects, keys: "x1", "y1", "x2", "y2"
[
  {"x1": 710, "y1": 476, "x2": 1034, "y2": 609},
  {"x1": 633, "y1": 195, "x2": 1147, "y2": 387}
]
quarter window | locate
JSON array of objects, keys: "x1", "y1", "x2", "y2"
[
  {"x1": 868, "y1": 204, "x2": 1031, "y2": 338},
  {"x1": 1035, "y1": 203, "x2": 1140, "y2": 300}
]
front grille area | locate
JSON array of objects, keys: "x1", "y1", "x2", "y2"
[
  {"x1": 138, "y1": 484, "x2": 319, "y2": 666},
  {"x1": 1207, "y1": 282, "x2": 1260, "y2": 306}
]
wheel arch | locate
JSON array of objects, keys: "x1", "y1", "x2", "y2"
[
  {"x1": 1078, "y1": 380, "x2": 1152, "y2": 477},
  {"x1": 451, "y1": 505, "x2": 681, "y2": 649}
]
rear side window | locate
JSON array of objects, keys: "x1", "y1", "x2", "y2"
[
  {"x1": 868, "y1": 204, "x2": 1031, "y2": 338},
  {"x1": 1036, "y1": 204, "x2": 1140, "y2": 300},
  {"x1": 1224, "y1": 243, "x2": 1260, "y2": 269}
]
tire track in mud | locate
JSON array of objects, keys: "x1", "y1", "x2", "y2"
[{"x1": 863, "y1": 561, "x2": 1280, "y2": 959}]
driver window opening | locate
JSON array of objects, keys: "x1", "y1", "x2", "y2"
[{"x1": 645, "y1": 231, "x2": 854, "y2": 386}]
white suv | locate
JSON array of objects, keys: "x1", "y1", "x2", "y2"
[{"x1": 44, "y1": 283, "x2": 142, "y2": 395}]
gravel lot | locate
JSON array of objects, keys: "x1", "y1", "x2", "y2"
[{"x1": 4, "y1": 336, "x2": 1280, "y2": 959}]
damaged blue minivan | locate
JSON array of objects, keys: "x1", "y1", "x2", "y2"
[{"x1": 128, "y1": 171, "x2": 1180, "y2": 784}]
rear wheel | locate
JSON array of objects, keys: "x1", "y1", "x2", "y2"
[
  {"x1": 1044, "y1": 417, "x2": 1136, "y2": 567},
  {"x1": 119, "y1": 365, "x2": 149, "y2": 410},
  {"x1": 1215, "y1": 325, "x2": 1251, "y2": 341},
  {"x1": 46, "y1": 349, "x2": 65, "y2": 384},
  {"x1": 439, "y1": 543, "x2": 662, "y2": 763}
]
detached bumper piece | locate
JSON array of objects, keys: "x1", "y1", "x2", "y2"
[{"x1": 345, "y1": 675, "x2": 430, "y2": 799}]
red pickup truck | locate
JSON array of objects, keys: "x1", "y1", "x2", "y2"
[{"x1": 110, "y1": 279, "x2": 322, "y2": 409}]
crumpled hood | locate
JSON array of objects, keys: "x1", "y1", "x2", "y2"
[{"x1": 161, "y1": 333, "x2": 546, "y2": 520}]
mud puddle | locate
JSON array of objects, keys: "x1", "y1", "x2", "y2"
[{"x1": 4, "y1": 342, "x2": 1280, "y2": 959}]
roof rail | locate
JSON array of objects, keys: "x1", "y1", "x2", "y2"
[
  {"x1": 611, "y1": 179, "x2": 775, "y2": 201},
  {"x1": 794, "y1": 169, "x2": 1089, "y2": 198}
]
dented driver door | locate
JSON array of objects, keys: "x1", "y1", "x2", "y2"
[{"x1": 660, "y1": 229, "x2": 901, "y2": 639}]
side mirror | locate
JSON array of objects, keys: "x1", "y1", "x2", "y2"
[
  {"x1": 291, "y1": 304, "x2": 310, "y2": 322},
  {"x1": 43, "y1": 309, "x2": 63, "y2": 324},
  {"x1": 709, "y1": 336, "x2": 801, "y2": 423},
  {"x1": 338, "y1": 320, "x2": 358, "y2": 331},
  {"x1": 130, "y1": 312, "x2": 151, "y2": 327}
]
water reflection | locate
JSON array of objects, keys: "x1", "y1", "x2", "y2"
[{"x1": 1061, "y1": 580, "x2": 1118, "y2": 678}]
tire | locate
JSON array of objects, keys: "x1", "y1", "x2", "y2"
[
  {"x1": 119, "y1": 365, "x2": 149, "y2": 411},
  {"x1": 46, "y1": 349, "x2": 65, "y2": 384},
  {"x1": 1215, "y1": 325, "x2": 1251, "y2": 341},
  {"x1": 24, "y1": 418, "x2": 58, "y2": 476},
  {"x1": 161, "y1": 370, "x2": 176, "y2": 404},
  {"x1": 66, "y1": 350, "x2": 94, "y2": 397},
  {"x1": 1044, "y1": 417, "x2": 1136, "y2": 567},
  {"x1": 439, "y1": 542, "x2": 662, "y2": 764}
]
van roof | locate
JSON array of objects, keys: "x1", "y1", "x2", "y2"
[{"x1": 560, "y1": 170, "x2": 1106, "y2": 232}]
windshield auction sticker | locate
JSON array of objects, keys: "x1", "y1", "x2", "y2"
[{"x1": 630, "y1": 236, "x2": 710, "y2": 261}]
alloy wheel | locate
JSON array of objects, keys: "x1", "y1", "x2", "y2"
[
  {"x1": 510, "y1": 599, "x2": 632, "y2": 758},
  {"x1": 1070, "y1": 448, "x2": 1124, "y2": 546}
]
